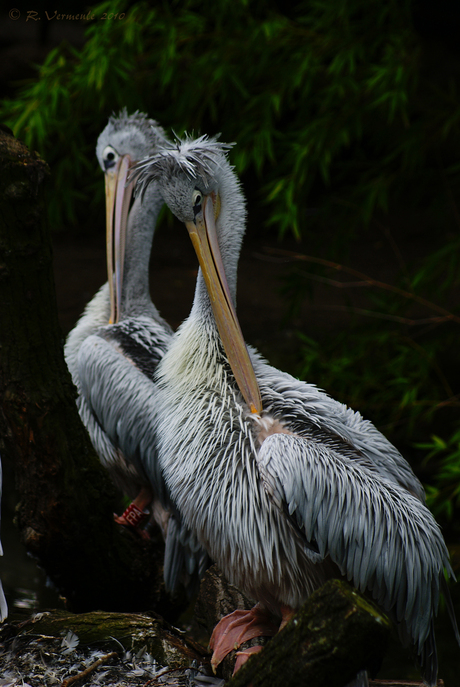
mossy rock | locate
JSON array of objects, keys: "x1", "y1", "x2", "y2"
[
  {"x1": 0, "y1": 609, "x2": 209, "y2": 670},
  {"x1": 228, "y1": 579, "x2": 391, "y2": 687}
]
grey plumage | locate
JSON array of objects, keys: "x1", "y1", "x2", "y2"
[
  {"x1": 134, "y1": 134, "x2": 234, "y2": 197},
  {"x1": 65, "y1": 109, "x2": 171, "y2": 499},
  {"x1": 134, "y1": 135, "x2": 458, "y2": 685},
  {"x1": 64, "y1": 112, "x2": 207, "y2": 592}
]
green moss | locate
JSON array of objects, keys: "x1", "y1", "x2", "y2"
[
  {"x1": 4, "y1": 610, "x2": 208, "y2": 668},
  {"x1": 228, "y1": 580, "x2": 390, "y2": 687}
]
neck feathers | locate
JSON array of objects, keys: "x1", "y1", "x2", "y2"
[{"x1": 119, "y1": 184, "x2": 163, "y2": 319}]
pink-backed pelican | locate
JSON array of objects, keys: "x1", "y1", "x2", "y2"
[
  {"x1": 133, "y1": 135, "x2": 459, "y2": 684},
  {"x1": 64, "y1": 111, "x2": 206, "y2": 592}
]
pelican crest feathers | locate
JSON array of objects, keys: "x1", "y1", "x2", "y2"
[
  {"x1": 107, "y1": 107, "x2": 167, "y2": 145},
  {"x1": 131, "y1": 134, "x2": 235, "y2": 199}
]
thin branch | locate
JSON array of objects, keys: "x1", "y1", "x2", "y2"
[
  {"x1": 372, "y1": 218, "x2": 411, "y2": 283},
  {"x1": 141, "y1": 667, "x2": 182, "y2": 686},
  {"x1": 260, "y1": 246, "x2": 460, "y2": 324},
  {"x1": 432, "y1": 394, "x2": 460, "y2": 409},
  {"x1": 280, "y1": 269, "x2": 372, "y2": 289},
  {"x1": 60, "y1": 651, "x2": 118, "y2": 687},
  {"x1": 296, "y1": 303, "x2": 451, "y2": 326},
  {"x1": 403, "y1": 336, "x2": 454, "y2": 399},
  {"x1": 376, "y1": 397, "x2": 460, "y2": 432},
  {"x1": 329, "y1": 195, "x2": 411, "y2": 280}
]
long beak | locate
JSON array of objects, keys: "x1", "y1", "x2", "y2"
[
  {"x1": 104, "y1": 155, "x2": 133, "y2": 323},
  {"x1": 186, "y1": 196, "x2": 263, "y2": 414}
]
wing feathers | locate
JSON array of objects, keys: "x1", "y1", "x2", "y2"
[{"x1": 256, "y1": 431, "x2": 452, "y2": 680}]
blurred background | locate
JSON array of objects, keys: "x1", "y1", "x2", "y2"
[{"x1": 0, "y1": 0, "x2": 459, "y2": 682}]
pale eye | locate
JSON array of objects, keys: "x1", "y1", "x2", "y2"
[
  {"x1": 192, "y1": 189, "x2": 203, "y2": 216},
  {"x1": 102, "y1": 145, "x2": 119, "y2": 170}
]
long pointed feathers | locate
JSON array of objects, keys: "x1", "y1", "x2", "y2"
[{"x1": 131, "y1": 134, "x2": 235, "y2": 199}]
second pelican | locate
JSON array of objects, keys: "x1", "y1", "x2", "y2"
[{"x1": 65, "y1": 112, "x2": 206, "y2": 592}]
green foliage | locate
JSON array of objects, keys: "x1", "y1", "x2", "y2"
[
  {"x1": 296, "y1": 321, "x2": 457, "y2": 435},
  {"x1": 2, "y1": 0, "x2": 460, "y2": 234},
  {"x1": 283, "y1": 229, "x2": 460, "y2": 528},
  {"x1": 422, "y1": 430, "x2": 460, "y2": 521}
]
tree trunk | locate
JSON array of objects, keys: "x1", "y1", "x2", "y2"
[{"x1": 0, "y1": 128, "x2": 182, "y2": 617}]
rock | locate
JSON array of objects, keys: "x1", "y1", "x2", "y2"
[
  {"x1": 0, "y1": 608, "x2": 209, "y2": 670},
  {"x1": 194, "y1": 565, "x2": 255, "y2": 637},
  {"x1": 193, "y1": 565, "x2": 273, "y2": 679},
  {"x1": 226, "y1": 579, "x2": 391, "y2": 687}
]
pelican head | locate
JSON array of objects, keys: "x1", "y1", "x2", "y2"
[
  {"x1": 96, "y1": 109, "x2": 168, "y2": 324},
  {"x1": 133, "y1": 135, "x2": 262, "y2": 414}
]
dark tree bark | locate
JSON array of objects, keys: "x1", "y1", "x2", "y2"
[{"x1": 0, "y1": 128, "x2": 183, "y2": 617}]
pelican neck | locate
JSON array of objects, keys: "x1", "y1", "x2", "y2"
[{"x1": 118, "y1": 184, "x2": 163, "y2": 319}]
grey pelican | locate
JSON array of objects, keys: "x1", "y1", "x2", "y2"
[
  {"x1": 133, "y1": 135, "x2": 459, "y2": 685},
  {"x1": 64, "y1": 111, "x2": 206, "y2": 591}
]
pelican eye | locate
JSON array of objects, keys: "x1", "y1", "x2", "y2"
[
  {"x1": 102, "y1": 145, "x2": 119, "y2": 171},
  {"x1": 192, "y1": 190, "x2": 203, "y2": 217}
]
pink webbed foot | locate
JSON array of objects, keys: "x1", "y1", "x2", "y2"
[
  {"x1": 209, "y1": 604, "x2": 279, "y2": 673},
  {"x1": 233, "y1": 645, "x2": 264, "y2": 674},
  {"x1": 279, "y1": 604, "x2": 296, "y2": 630}
]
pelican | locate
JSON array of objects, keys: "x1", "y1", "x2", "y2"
[
  {"x1": 64, "y1": 111, "x2": 206, "y2": 591},
  {"x1": 133, "y1": 135, "x2": 459, "y2": 685}
]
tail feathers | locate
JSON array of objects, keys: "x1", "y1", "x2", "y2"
[
  {"x1": 441, "y1": 575, "x2": 460, "y2": 646},
  {"x1": 345, "y1": 670, "x2": 368, "y2": 687},
  {"x1": 416, "y1": 577, "x2": 460, "y2": 687},
  {"x1": 163, "y1": 516, "x2": 210, "y2": 597},
  {"x1": 163, "y1": 516, "x2": 186, "y2": 594},
  {"x1": 396, "y1": 616, "x2": 437, "y2": 687},
  {"x1": 418, "y1": 620, "x2": 438, "y2": 687},
  {"x1": 198, "y1": 549, "x2": 210, "y2": 580}
]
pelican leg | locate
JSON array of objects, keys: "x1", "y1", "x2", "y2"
[
  {"x1": 209, "y1": 603, "x2": 279, "y2": 673},
  {"x1": 279, "y1": 604, "x2": 296, "y2": 630},
  {"x1": 114, "y1": 486, "x2": 152, "y2": 539}
]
